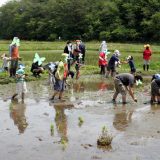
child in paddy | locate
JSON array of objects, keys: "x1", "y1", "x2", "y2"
[
  {"x1": 98, "y1": 51, "x2": 107, "y2": 75},
  {"x1": 49, "y1": 61, "x2": 65, "y2": 101},
  {"x1": 126, "y1": 55, "x2": 136, "y2": 74},
  {"x1": 1, "y1": 53, "x2": 10, "y2": 72},
  {"x1": 12, "y1": 64, "x2": 27, "y2": 101}
]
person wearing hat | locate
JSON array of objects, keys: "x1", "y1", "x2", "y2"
[
  {"x1": 49, "y1": 61, "x2": 65, "y2": 101},
  {"x1": 126, "y1": 55, "x2": 136, "y2": 75},
  {"x1": 106, "y1": 50, "x2": 121, "y2": 77},
  {"x1": 112, "y1": 73, "x2": 143, "y2": 104},
  {"x1": 11, "y1": 64, "x2": 27, "y2": 102},
  {"x1": 143, "y1": 44, "x2": 152, "y2": 71},
  {"x1": 99, "y1": 40, "x2": 107, "y2": 53},
  {"x1": 9, "y1": 37, "x2": 20, "y2": 77}
]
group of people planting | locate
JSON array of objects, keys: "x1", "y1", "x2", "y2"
[
  {"x1": 98, "y1": 41, "x2": 159, "y2": 104},
  {"x1": 0, "y1": 37, "x2": 159, "y2": 105}
]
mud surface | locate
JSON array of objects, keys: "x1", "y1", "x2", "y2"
[{"x1": 0, "y1": 75, "x2": 160, "y2": 160}]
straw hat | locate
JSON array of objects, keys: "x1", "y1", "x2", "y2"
[{"x1": 144, "y1": 44, "x2": 150, "y2": 48}]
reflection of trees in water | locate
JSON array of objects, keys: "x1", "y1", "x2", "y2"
[
  {"x1": 113, "y1": 105, "x2": 133, "y2": 131},
  {"x1": 10, "y1": 101, "x2": 28, "y2": 134}
]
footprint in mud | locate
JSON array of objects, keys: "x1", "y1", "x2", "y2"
[
  {"x1": 91, "y1": 156, "x2": 102, "y2": 159},
  {"x1": 81, "y1": 144, "x2": 93, "y2": 149},
  {"x1": 36, "y1": 136, "x2": 43, "y2": 141},
  {"x1": 43, "y1": 112, "x2": 49, "y2": 116}
]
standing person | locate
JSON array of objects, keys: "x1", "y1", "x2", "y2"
[
  {"x1": 98, "y1": 51, "x2": 107, "y2": 75},
  {"x1": 79, "y1": 40, "x2": 86, "y2": 63},
  {"x1": 72, "y1": 40, "x2": 81, "y2": 60},
  {"x1": 112, "y1": 73, "x2": 143, "y2": 104},
  {"x1": 143, "y1": 44, "x2": 152, "y2": 71},
  {"x1": 99, "y1": 40, "x2": 107, "y2": 53},
  {"x1": 106, "y1": 50, "x2": 121, "y2": 77},
  {"x1": 9, "y1": 37, "x2": 20, "y2": 77},
  {"x1": 64, "y1": 41, "x2": 73, "y2": 71},
  {"x1": 1, "y1": 53, "x2": 10, "y2": 72},
  {"x1": 12, "y1": 64, "x2": 27, "y2": 102},
  {"x1": 150, "y1": 74, "x2": 160, "y2": 104},
  {"x1": 126, "y1": 55, "x2": 136, "y2": 75},
  {"x1": 49, "y1": 61, "x2": 65, "y2": 101}
]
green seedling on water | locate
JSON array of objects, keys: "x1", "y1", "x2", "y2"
[
  {"x1": 61, "y1": 137, "x2": 68, "y2": 150},
  {"x1": 78, "y1": 116, "x2": 84, "y2": 126},
  {"x1": 97, "y1": 126, "x2": 113, "y2": 146},
  {"x1": 50, "y1": 123, "x2": 54, "y2": 136}
]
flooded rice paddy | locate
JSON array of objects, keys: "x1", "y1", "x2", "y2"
[{"x1": 0, "y1": 75, "x2": 160, "y2": 160}]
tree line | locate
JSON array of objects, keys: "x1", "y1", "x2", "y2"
[{"x1": 0, "y1": 0, "x2": 160, "y2": 42}]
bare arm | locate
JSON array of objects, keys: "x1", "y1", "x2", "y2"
[{"x1": 125, "y1": 86, "x2": 137, "y2": 102}]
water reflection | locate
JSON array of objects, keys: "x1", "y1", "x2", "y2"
[
  {"x1": 73, "y1": 82, "x2": 85, "y2": 93},
  {"x1": 54, "y1": 103, "x2": 74, "y2": 144},
  {"x1": 113, "y1": 104, "x2": 133, "y2": 131},
  {"x1": 28, "y1": 82, "x2": 45, "y2": 103},
  {"x1": 150, "y1": 104, "x2": 160, "y2": 111},
  {"x1": 10, "y1": 100, "x2": 28, "y2": 134}
]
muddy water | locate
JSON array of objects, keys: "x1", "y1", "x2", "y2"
[{"x1": 0, "y1": 76, "x2": 160, "y2": 160}]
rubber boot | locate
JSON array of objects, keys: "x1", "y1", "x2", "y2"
[{"x1": 147, "y1": 65, "x2": 149, "y2": 71}]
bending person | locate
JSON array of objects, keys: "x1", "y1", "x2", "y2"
[{"x1": 112, "y1": 73, "x2": 143, "y2": 104}]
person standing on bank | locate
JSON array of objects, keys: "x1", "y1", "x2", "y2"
[
  {"x1": 143, "y1": 44, "x2": 152, "y2": 71},
  {"x1": 112, "y1": 73, "x2": 143, "y2": 104}
]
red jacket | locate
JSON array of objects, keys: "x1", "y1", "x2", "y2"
[
  {"x1": 143, "y1": 49, "x2": 152, "y2": 60},
  {"x1": 98, "y1": 52, "x2": 107, "y2": 66}
]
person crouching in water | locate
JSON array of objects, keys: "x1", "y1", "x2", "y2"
[
  {"x1": 31, "y1": 61, "x2": 44, "y2": 78},
  {"x1": 12, "y1": 64, "x2": 27, "y2": 102},
  {"x1": 106, "y1": 50, "x2": 121, "y2": 78},
  {"x1": 112, "y1": 73, "x2": 143, "y2": 104},
  {"x1": 49, "y1": 61, "x2": 65, "y2": 101},
  {"x1": 150, "y1": 74, "x2": 160, "y2": 104},
  {"x1": 126, "y1": 55, "x2": 136, "y2": 75}
]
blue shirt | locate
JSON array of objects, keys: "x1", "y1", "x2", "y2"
[
  {"x1": 108, "y1": 55, "x2": 119, "y2": 67},
  {"x1": 128, "y1": 60, "x2": 135, "y2": 70}
]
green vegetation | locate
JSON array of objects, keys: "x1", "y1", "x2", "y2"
[
  {"x1": 97, "y1": 126, "x2": 113, "y2": 146},
  {"x1": 78, "y1": 116, "x2": 84, "y2": 127},
  {"x1": 50, "y1": 123, "x2": 54, "y2": 136},
  {"x1": 0, "y1": 40, "x2": 159, "y2": 84},
  {"x1": 0, "y1": 0, "x2": 160, "y2": 41}
]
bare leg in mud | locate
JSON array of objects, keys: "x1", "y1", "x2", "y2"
[
  {"x1": 59, "y1": 91, "x2": 63, "y2": 100},
  {"x1": 113, "y1": 92, "x2": 126, "y2": 104},
  {"x1": 50, "y1": 91, "x2": 64, "y2": 101},
  {"x1": 113, "y1": 92, "x2": 119, "y2": 102},
  {"x1": 22, "y1": 92, "x2": 25, "y2": 101},
  {"x1": 50, "y1": 91, "x2": 59, "y2": 101},
  {"x1": 111, "y1": 71, "x2": 116, "y2": 77}
]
